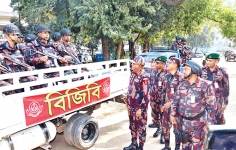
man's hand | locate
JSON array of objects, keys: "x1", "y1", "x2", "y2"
[
  {"x1": 27, "y1": 67, "x2": 33, "y2": 71},
  {"x1": 136, "y1": 109, "x2": 142, "y2": 117},
  {"x1": 164, "y1": 102, "x2": 172, "y2": 109},
  {"x1": 0, "y1": 54, "x2": 4, "y2": 60},
  {"x1": 170, "y1": 116, "x2": 177, "y2": 125},
  {"x1": 204, "y1": 123, "x2": 211, "y2": 134},
  {"x1": 39, "y1": 56, "x2": 48, "y2": 63},
  {"x1": 58, "y1": 57, "x2": 67, "y2": 63},
  {"x1": 222, "y1": 105, "x2": 227, "y2": 111},
  {"x1": 64, "y1": 55, "x2": 73, "y2": 61}
]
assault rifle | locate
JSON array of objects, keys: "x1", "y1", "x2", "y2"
[
  {"x1": 34, "y1": 50, "x2": 74, "y2": 67},
  {"x1": 3, "y1": 54, "x2": 34, "y2": 71},
  {"x1": 0, "y1": 58, "x2": 12, "y2": 74}
]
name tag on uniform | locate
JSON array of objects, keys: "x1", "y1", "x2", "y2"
[
  {"x1": 214, "y1": 82, "x2": 219, "y2": 88},
  {"x1": 171, "y1": 88, "x2": 174, "y2": 94},
  {"x1": 190, "y1": 95, "x2": 195, "y2": 103},
  {"x1": 134, "y1": 79, "x2": 139, "y2": 82},
  {"x1": 158, "y1": 81, "x2": 162, "y2": 86}
]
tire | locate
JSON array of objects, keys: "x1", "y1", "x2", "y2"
[
  {"x1": 225, "y1": 57, "x2": 228, "y2": 61},
  {"x1": 71, "y1": 115, "x2": 99, "y2": 149},
  {"x1": 64, "y1": 113, "x2": 84, "y2": 146}
]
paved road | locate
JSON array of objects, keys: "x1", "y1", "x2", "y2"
[{"x1": 36, "y1": 58, "x2": 236, "y2": 150}]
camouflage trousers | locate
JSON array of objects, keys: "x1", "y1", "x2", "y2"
[
  {"x1": 215, "y1": 97, "x2": 225, "y2": 125},
  {"x1": 150, "y1": 99, "x2": 162, "y2": 124},
  {"x1": 181, "y1": 116, "x2": 206, "y2": 150},
  {"x1": 128, "y1": 109, "x2": 147, "y2": 146},
  {"x1": 162, "y1": 107, "x2": 181, "y2": 143}
]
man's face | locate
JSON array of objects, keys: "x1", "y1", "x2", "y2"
[
  {"x1": 177, "y1": 39, "x2": 181, "y2": 43},
  {"x1": 131, "y1": 63, "x2": 142, "y2": 73},
  {"x1": 5, "y1": 34, "x2": 18, "y2": 42},
  {"x1": 183, "y1": 65, "x2": 192, "y2": 79},
  {"x1": 155, "y1": 61, "x2": 165, "y2": 70},
  {"x1": 151, "y1": 60, "x2": 157, "y2": 70},
  {"x1": 62, "y1": 34, "x2": 71, "y2": 42},
  {"x1": 167, "y1": 60, "x2": 176, "y2": 71},
  {"x1": 206, "y1": 59, "x2": 218, "y2": 68},
  {"x1": 39, "y1": 31, "x2": 50, "y2": 41}
]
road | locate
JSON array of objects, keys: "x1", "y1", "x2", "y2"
[{"x1": 36, "y1": 58, "x2": 236, "y2": 150}]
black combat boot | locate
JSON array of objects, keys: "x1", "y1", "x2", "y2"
[
  {"x1": 161, "y1": 140, "x2": 171, "y2": 150},
  {"x1": 160, "y1": 132, "x2": 165, "y2": 144},
  {"x1": 148, "y1": 122, "x2": 158, "y2": 128},
  {"x1": 137, "y1": 144, "x2": 143, "y2": 150},
  {"x1": 123, "y1": 143, "x2": 137, "y2": 150},
  {"x1": 153, "y1": 124, "x2": 162, "y2": 137},
  {"x1": 174, "y1": 143, "x2": 180, "y2": 150}
]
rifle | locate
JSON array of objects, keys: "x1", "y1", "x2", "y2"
[
  {"x1": 0, "y1": 58, "x2": 12, "y2": 74},
  {"x1": 3, "y1": 54, "x2": 34, "y2": 71},
  {"x1": 34, "y1": 50, "x2": 74, "y2": 67}
]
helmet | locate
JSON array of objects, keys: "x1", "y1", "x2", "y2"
[
  {"x1": 61, "y1": 28, "x2": 72, "y2": 36},
  {"x1": 52, "y1": 32, "x2": 61, "y2": 41},
  {"x1": 3, "y1": 24, "x2": 20, "y2": 34},
  {"x1": 183, "y1": 60, "x2": 202, "y2": 76},
  {"x1": 176, "y1": 35, "x2": 181, "y2": 40},
  {"x1": 24, "y1": 33, "x2": 37, "y2": 43},
  {"x1": 181, "y1": 38, "x2": 186, "y2": 42},
  {"x1": 36, "y1": 25, "x2": 50, "y2": 33},
  {"x1": 18, "y1": 34, "x2": 24, "y2": 38}
]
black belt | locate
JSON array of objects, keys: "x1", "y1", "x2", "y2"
[{"x1": 182, "y1": 110, "x2": 205, "y2": 121}]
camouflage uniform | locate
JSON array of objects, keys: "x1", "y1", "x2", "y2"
[
  {"x1": 171, "y1": 41, "x2": 182, "y2": 51},
  {"x1": 0, "y1": 42, "x2": 37, "y2": 93},
  {"x1": 127, "y1": 69, "x2": 150, "y2": 149},
  {"x1": 171, "y1": 77, "x2": 217, "y2": 149},
  {"x1": 201, "y1": 66, "x2": 229, "y2": 124},
  {"x1": 150, "y1": 68, "x2": 167, "y2": 126},
  {"x1": 161, "y1": 70, "x2": 184, "y2": 146}
]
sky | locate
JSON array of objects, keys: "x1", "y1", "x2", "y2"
[{"x1": 0, "y1": 0, "x2": 13, "y2": 12}]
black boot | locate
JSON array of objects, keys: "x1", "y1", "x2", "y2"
[
  {"x1": 153, "y1": 124, "x2": 162, "y2": 137},
  {"x1": 175, "y1": 143, "x2": 180, "y2": 150},
  {"x1": 123, "y1": 143, "x2": 137, "y2": 150},
  {"x1": 160, "y1": 132, "x2": 165, "y2": 144},
  {"x1": 161, "y1": 140, "x2": 171, "y2": 150},
  {"x1": 137, "y1": 144, "x2": 143, "y2": 150},
  {"x1": 148, "y1": 122, "x2": 158, "y2": 128}
]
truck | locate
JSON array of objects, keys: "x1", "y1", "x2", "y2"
[{"x1": 0, "y1": 59, "x2": 130, "y2": 150}]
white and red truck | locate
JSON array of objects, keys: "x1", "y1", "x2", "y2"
[{"x1": 0, "y1": 59, "x2": 130, "y2": 150}]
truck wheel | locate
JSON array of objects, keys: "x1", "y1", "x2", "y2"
[
  {"x1": 71, "y1": 115, "x2": 99, "y2": 149},
  {"x1": 64, "y1": 113, "x2": 84, "y2": 146},
  {"x1": 225, "y1": 57, "x2": 228, "y2": 61}
]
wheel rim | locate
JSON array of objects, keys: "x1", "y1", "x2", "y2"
[{"x1": 81, "y1": 122, "x2": 96, "y2": 143}]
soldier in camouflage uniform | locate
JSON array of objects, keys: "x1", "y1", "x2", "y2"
[
  {"x1": 180, "y1": 38, "x2": 192, "y2": 64},
  {"x1": 124, "y1": 56, "x2": 151, "y2": 150},
  {"x1": 0, "y1": 24, "x2": 37, "y2": 94},
  {"x1": 25, "y1": 25, "x2": 70, "y2": 78},
  {"x1": 201, "y1": 53, "x2": 229, "y2": 125},
  {"x1": 171, "y1": 35, "x2": 182, "y2": 51},
  {"x1": 170, "y1": 60, "x2": 217, "y2": 150},
  {"x1": 149, "y1": 56, "x2": 167, "y2": 139},
  {"x1": 160, "y1": 57, "x2": 183, "y2": 150}
]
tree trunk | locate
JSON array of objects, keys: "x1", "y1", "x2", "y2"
[
  {"x1": 143, "y1": 40, "x2": 150, "y2": 52},
  {"x1": 129, "y1": 32, "x2": 142, "y2": 59},
  {"x1": 101, "y1": 33, "x2": 109, "y2": 61},
  {"x1": 115, "y1": 42, "x2": 123, "y2": 60}
]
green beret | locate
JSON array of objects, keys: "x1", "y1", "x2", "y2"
[
  {"x1": 206, "y1": 53, "x2": 220, "y2": 59},
  {"x1": 155, "y1": 56, "x2": 167, "y2": 62}
]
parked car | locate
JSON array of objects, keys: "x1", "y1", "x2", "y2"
[
  {"x1": 224, "y1": 50, "x2": 236, "y2": 61},
  {"x1": 205, "y1": 125, "x2": 236, "y2": 149},
  {"x1": 138, "y1": 49, "x2": 179, "y2": 74}
]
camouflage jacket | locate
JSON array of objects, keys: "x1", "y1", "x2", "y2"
[
  {"x1": 161, "y1": 71, "x2": 184, "y2": 106},
  {"x1": 171, "y1": 77, "x2": 217, "y2": 124},
  {"x1": 25, "y1": 37, "x2": 64, "y2": 69},
  {"x1": 127, "y1": 69, "x2": 151, "y2": 110},
  {"x1": 0, "y1": 42, "x2": 25, "y2": 73},
  {"x1": 171, "y1": 41, "x2": 183, "y2": 51},
  {"x1": 150, "y1": 69, "x2": 167, "y2": 103},
  {"x1": 201, "y1": 66, "x2": 229, "y2": 105}
]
